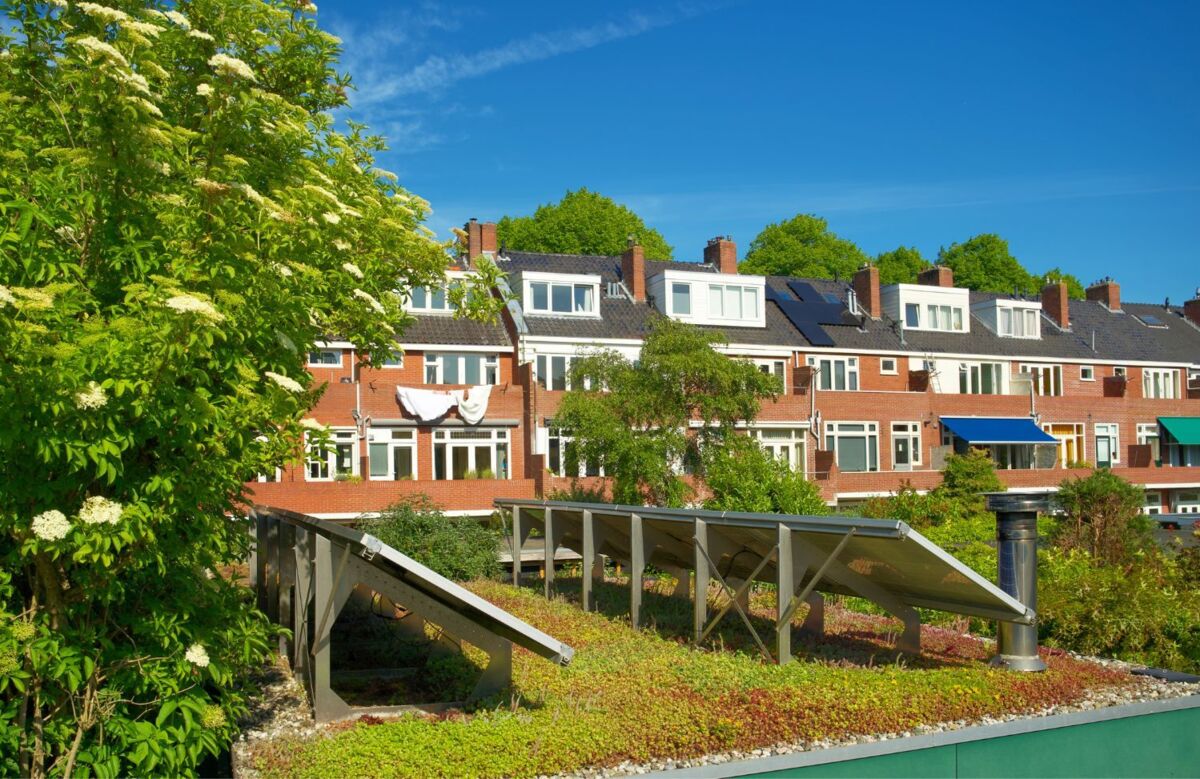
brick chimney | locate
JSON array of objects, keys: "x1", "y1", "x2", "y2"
[
  {"x1": 465, "y1": 218, "x2": 497, "y2": 262},
  {"x1": 1184, "y1": 292, "x2": 1200, "y2": 327},
  {"x1": 918, "y1": 265, "x2": 954, "y2": 287},
  {"x1": 1041, "y1": 282, "x2": 1070, "y2": 329},
  {"x1": 853, "y1": 265, "x2": 881, "y2": 318},
  {"x1": 1086, "y1": 278, "x2": 1120, "y2": 311},
  {"x1": 703, "y1": 235, "x2": 738, "y2": 274},
  {"x1": 621, "y1": 238, "x2": 646, "y2": 302}
]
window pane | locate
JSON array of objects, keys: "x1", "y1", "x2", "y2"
[
  {"x1": 335, "y1": 443, "x2": 354, "y2": 475},
  {"x1": 369, "y1": 443, "x2": 389, "y2": 478},
  {"x1": 551, "y1": 356, "x2": 567, "y2": 391},
  {"x1": 551, "y1": 284, "x2": 572, "y2": 312},
  {"x1": 574, "y1": 285, "x2": 593, "y2": 313},
  {"x1": 485, "y1": 363, "x2": 498, "y2": 384},
  {"x1": 894, "y1": 436, "x2": 910, "y2": 465},
  {"x1": 391, "y1": 447, "x2": 411, "y2": 479},
  {"x1": 905, "y1": 303, "x2": 919, "y2": 327},
  {"x1": 425, "y1": 362, "x2": 438, "y2": 383},
  {"x1": 412, "y1": 287, "x2": 427, "y2": 308},
  {"x1": 548, "y1": 434, "x2": 562, "y2": 475},
  {"x1": 743, "y1": 288, "x2": 758, "y2": 318},
  {"x1": 709, "y1": 285, "x2": 723, "y2": 317},
  {"x1": 982, "y1": 364, "x2": 995, "y2": 394},
  {"x1": 927, "y1": 305, "x2": 938, "y2": 328},
  {"x1": 839, "y1": 436, "x2": 868, "y2": 472},
  {"x1": 672, "y1": 283, "x2": 691, "y2": 315},
  {"x1": 464, "y1": 355, "x2": 481, "y2": 385},
  {"x1": 452, "y1": 447, "x2": 470, "y2": 479},
  {"x1": 834, "y1": 360, "x2": 846, "y2": 390},
  {"x1": 531, "y1": 283, "x2": 548, "y2": 311},
  {"x1": 849, "y1": 365, "x2": 858, "y2": 391},
  {"x1": 431, "y1": 287, "x2": 447, "y2": 309},
  {"x1": 819, "y1": 360, "x2": 832, "y2": 390},
  {"x1": 1000, "y1": 308, "x2": 1012, "y2": 334},
  {"x1": 537, "y1": 356, "x2": 548, "y2": 390},
  {"x1": 442, "y1": 356, "x2": 460, "y2": 384},
  {"x1": 496, "y1": 443, "x2": 508, "y2": 478},
  {"x1": 724, "y1": 285, "x2": 742, "y2": 318}
]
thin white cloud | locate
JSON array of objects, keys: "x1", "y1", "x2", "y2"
[{"x1": 354, "y1": 6, "x2": 702, "y2": 104}]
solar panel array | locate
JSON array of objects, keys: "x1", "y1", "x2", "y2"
[
  {"x1": 765, "y1": 281, "x2": 849, "y2": 347},
  {"x1": 496, "y1": 499, "x2": 1034, "y2": 664}
]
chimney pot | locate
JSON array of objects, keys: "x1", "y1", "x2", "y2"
[
  {"x1": 918, "y1": 265, "x2": 955, "y2": 288},
  {"x1": 853, "y1": 265, "x2": 881, "y2": 318},
  {"x1": 703, "y1": 235, "x2": 738, "y2": 274},
  {"x1": 1085, "y1": 279, "x2": 1121, "y2": 311},
  {"x1": 622, "y1": 241, "x2": 646, "y2": 302},
  {"x1": 1041, "y1": 282, "x2": 1070, "y2": 329}
]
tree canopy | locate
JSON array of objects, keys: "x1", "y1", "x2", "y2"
[
  {"x1": 0, "y1": 1, "x2": 500, "y2": 775},
  {"x1": 874, "y1": 245, "x2": 930, "y2": 285},
  {"x1": 937, "y1": 234, "x2": 1035, "y2": 295},
  {"x1": 553, "y1": 318, "x2": 780, "y2": 507},
  {"x1": 496, "y1": 188, "x2": 673, "y2": 259},
  {"x1": 739, "y1": 214, "x2": 869, "y2": 279}
]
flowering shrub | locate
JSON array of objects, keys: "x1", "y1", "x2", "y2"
[{"x1": 0, "y1": 1, "x2": 501, "y2": 776}]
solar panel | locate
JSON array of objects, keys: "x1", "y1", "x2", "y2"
[
  {"x1": 495, "y1": 499, "x2": 1032, "y2": 664},
  {"x1": 766, "y1": 284, "x2": 845, "y2": 347}
]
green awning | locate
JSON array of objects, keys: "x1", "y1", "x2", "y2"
[{"x1": 1158, "y1": 417, "x2": 1200, "y2": 445}]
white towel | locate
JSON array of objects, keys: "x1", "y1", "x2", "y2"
[
  {"x1": 396, "y1": 386, "x2": 457, "y2": 422},
  {"x1": 456, "y1": 385, "x2": 493, "y2": 425}
]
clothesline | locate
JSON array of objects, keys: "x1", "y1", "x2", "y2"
[{"x1": 395, "y1": 385, "x2": 493, "y2": 424}]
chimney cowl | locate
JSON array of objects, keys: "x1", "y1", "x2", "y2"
[{"x1": 1085, "y1": 278, "x2": 1121, "y2": 311}]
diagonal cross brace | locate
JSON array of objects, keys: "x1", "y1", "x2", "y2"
[
  {"x1": 776, "y1": 528, "x2": 856, "y2": 631},
  {"x1": 695, "y1": 539, "x2": 776, "y2": 662}
]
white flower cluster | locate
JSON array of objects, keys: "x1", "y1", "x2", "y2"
[
  {"x1": 299, "y1": 418, "x2": 325, "y2": 430},
  {"x1": 71, "y1": 36, "x2": 129, "y2": 68},
  {"x1": 342, "y1": 262, "x2": 364, "y2": 279},
  {"x1": 77, "y1": 2, "x2": 128, "y2": 24},
  {"x1": 321, "y1": 211, "x2": 340, "y2": 225},
  {"x1": 234, "y1": 182, "x2": 265, "y2": 205},
  {"x1": 134, "y1": 97, "x2": 163, "y2": 117},
  {"x1": 208, "y1": 53, "x2": 256, "y2": 82},
  {"x1": 188, "y1": 29, "x2": 215, "y2": 42},
  {"x1": 115, "y1": 69, "x2": 151, "y2": 95},
  {"x1": 124, "y1": 20, "x2": 162, "y2": 37},
  {"x1": 12, "y1": 287, "x2": 53, "y2": 308},
  {"x1": 32, "y1": 510, "x2": 71, "y2": 542},
  {"x1": 353, "y1": 289, "x2": 385, "y2": 315},
  {"x1": 332, "y1": 239, "x2": 350, "y2": 252},
  {"x1": 80, "y1": 496, "x2": 123, "y2": 525},
  {"x1": 165, "y1": 294, "x2": 225, "y2": 323},
  {"x1": 185, "y1": 643, "x2": 210, "y2": 668},
  {"x1": 75, "y1": 381, "x2": 108, "y2": 410},
  {"x1": 162, "y1": 9, "x2": 190, "y2": 29},
  {"x1": 0, "y1": 285, "x2": 14, "y2": 307},
  {"x1": 265, "y1": 371, "x2": 303, "y2": 393},
  {"x1": 196, "y1": 82, "x2": 213, "y2": 97},
  {"x1": 272, "y1": 262, "x2": 293, "y2": 278},
  {"x1": 47, "y1": 0, "x2": 68, "y2": 8}
]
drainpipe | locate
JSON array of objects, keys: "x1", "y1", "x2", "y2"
[{"x1": 986, "y1": 492, "x2": 1047, "y2": 672}]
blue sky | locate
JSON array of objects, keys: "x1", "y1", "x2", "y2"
[{"x1": 323, "y1": 1, "x2": 1200, "y2": 303}]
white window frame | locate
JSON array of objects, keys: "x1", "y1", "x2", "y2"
[
  {"x1": 670, "y1": 282, "x2": 692, "y2": 316},
  {"x1": 1142, "y1": 490, "x2": 1162, "y2": 515},
  {"x1": 998, "y1": 306, "x2": 1040, "y2": 339},
  {"x1": 891, "y1": 421, "x2": 921, "y2": 470},
  {"x1": 381, "y1": 350, "x2": 404, "y2": 368},
  {"x1": 424, "y1": 352, "x2": 500, "y2": 385},
  {"x1": 535, "y1": 354, "x2": 582, "y2": 392},
  {"x1": 924, "y1": 303, "x2": 964, "y2": 332},
  {"x1": 307, "y1": 349, "x2": 341, "y2": 367},
  {"x1": 433, "y1": 428, "x2": 510, "y2": 480},
  {"x1": 1094, "y1": 422, "x2": 1120, "y2": 466},
  {"x1": 406, "y1": 283, "x2": 456, "y2": 313},
  {"x1": 824, "y1": 421, "x2": 879, "y2": 473},
  {"x1": 807, "y1": 355, "x2": 859, "y2": 391},
  {"x1": 543, "y1": 423, "x2": 604, "y2": 478},
  {"x1": 752, "y1": 427, "x2": 807, "y2": 477},
  {"x1": 524, "y1": 273, "x2": 601, "y2": 317},
  {"x1": 753, "y1": 358, "x2": 788, "y2": 391},
  {"x1": 1041, "y1": 422, "x2": 1085, "y2": 468},
  {"x1": 367, "y1": 428, "x2": 417, "y2": 481},
  {"x1": 708, "y1": 282, "x2": 760, "y2": 322},
  {"x1": 1080, "y1": 365, "x2": 1095, "y2": 381},
  {"x1": 880, "y1": 357, "x2": 898, "y2": 375},
  {"x1": 1173, "y1": 491, "x2": 1200, "y2": 515},
  {"x1": 256, "y1": 468, "x2": 282, "y2": 483},
  {"x1": 1113, "y1": 366, "x2": 1128, "y2": 378},
  {"x1": 959, "y1": 361, "x2": 1004, "y2": 395},
  {"x1": 1142, "y1": 368, "x2": 1180, "y2": 400},
  {"x1": 1137, "y1": 422, "x2": 1161, "y2": 463},
  {"x1": 1020, "y1": 363, "x2": 1064, "y2": 397},
  {"x1": 305, "y1": 428, "x2": 356, "y2": 482}
]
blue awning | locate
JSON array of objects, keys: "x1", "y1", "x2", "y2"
[{"x1": 940, "y1": 417, "x2": 1057, "y2": 445}]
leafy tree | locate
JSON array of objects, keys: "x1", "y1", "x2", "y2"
[
  {"x1": 495, "y1": 188, "x2": 673, "y2": 259},
  {"x1": 740, "y1": 214, "x2": 869, "y2": 279},
  {"x1": 874, "y1": 246, "x2": 930, "y2": 285},
  {"x1": 1051, "y1": 470, "x2": 1154, "y2": 566},
  {"x1": 703, "y1": 436, "x2": 829, "y2": 516},
  {"x1": 859, "y1": 484, "x2": 970, "y2": 532},
  {"x1": 555, "y1": 318, "x2": 779, "y2": 506},
  {"x1": 936, "y1": 449, "x2": 1004, "y2": 506},
  {"x1": 1038, "y1": 267, "x2": 1086, "y2": 300},
  {"x1": 937, "y1": 234, "x2": 1036, "y2": 294},
  {"x1": 0, "y1": 2, "x2": 501, "y2": 775},
  {"x1": 360, "y1": 496, "x2": 501, "y2": 581}
]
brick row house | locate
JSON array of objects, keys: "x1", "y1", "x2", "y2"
[{"x1": 250, "y1": 220, "x2": 1200, "y2": 519}]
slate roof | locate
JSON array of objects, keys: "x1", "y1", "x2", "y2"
[
  {"x1": 398, "y1": 312, "x2": 512, "y2": 348},
  {"x1": 492, "y1": 250, "x2": 1200, "y2": 366}
]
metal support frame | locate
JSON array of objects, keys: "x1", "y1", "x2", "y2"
[
  {"x1": 694, "y1": 537, "x2": 776, "y2": 662},
  {"x1": 253, "y1": 509, "x2": 520, "y2": 723}
]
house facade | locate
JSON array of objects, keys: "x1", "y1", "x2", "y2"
[{"x1": 249, "y1": 219, "x2": 1200, "y2": 519}]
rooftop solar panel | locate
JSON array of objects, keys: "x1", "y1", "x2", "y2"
[{"x1": 1137, "y1": 314, "x2": 1166, "y2": 328}]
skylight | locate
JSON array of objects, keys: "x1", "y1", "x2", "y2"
[{"x1": 1136, "y1": 313, "x2": 1168, "y2": 329}]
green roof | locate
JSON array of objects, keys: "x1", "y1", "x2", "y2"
[{"x1": 1158, "y1": 417, "x2": 1200, "y2": 445}]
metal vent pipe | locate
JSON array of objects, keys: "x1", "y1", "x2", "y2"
[{"x1": 986, "y1": 492, "x2": 1047, "y2": 672}]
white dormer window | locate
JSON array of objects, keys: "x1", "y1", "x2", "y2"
[
  {"x1": 882, "y1": 284, "x2": 970, "y2": 333},
  {"x1": 651, "y1": 270, "x2": 766, "y2": 328},
  {"x1": 999, "y1": 307, "x2": 1040, "y2": 338},
  {"x1": 405, "y1": 271, "x2": 469, "y2": 314},
  {"x1": 523, "y1": 272, "x2": 601, "y2": 317}
]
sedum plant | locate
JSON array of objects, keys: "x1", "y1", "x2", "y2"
[{"x1": 0, "y1": 1, "x2": 502, "y2": 775}]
